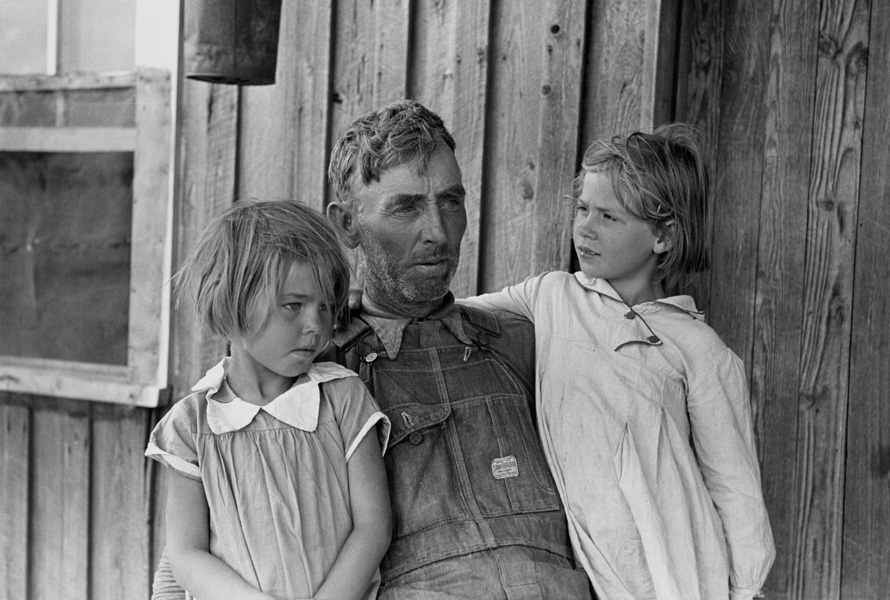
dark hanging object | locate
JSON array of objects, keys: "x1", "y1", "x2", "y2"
[{"x1": 183, "y1": 0, "x2": 283, "y2": 85}]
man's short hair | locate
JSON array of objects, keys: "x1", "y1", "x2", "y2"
[{"x1": 327, "y1": 99, "x2": 456, "y2": 206}]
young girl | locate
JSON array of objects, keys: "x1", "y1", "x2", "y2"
[
  {"x1": 462, "y1": 125, "x2": 775, "y2": 600},
  {"x1": 146, "y1": 200, "x2": 391, "y2": 600}
]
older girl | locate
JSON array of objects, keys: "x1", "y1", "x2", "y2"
[{"x1": 463, "y1": 125, "x2": 775, "y2": 600}]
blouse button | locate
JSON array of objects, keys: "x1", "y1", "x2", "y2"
[
  {"x1": 624, "y1": 311, "x2": 636, "y2": 319},
  {"x1": 647, "y1": 335, "x2": 661, "y2": 343},
  {"x1": 409, "y1": 431, "x2": 423, "y2": 445}
]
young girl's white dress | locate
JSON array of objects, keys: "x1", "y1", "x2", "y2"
[
  {"x1": 145, "y1": 358, "x2": 390, "y2": 600},
  {"x1": 463, "y1": 272, "x2": 775, "y2": 600}
]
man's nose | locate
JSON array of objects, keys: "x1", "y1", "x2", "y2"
[{"x1": 420, "y1": 204, "x2": 448, "y2": 244}]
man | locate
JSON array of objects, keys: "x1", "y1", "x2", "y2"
[
  {"x1": 151, "y1": 100, "x2": 592, "y2": 599},
  {"x1": 325, "y1": 100, "x2": 590, "y2": 599}
]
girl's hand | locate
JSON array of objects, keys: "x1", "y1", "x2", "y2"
[
  {"x1": 165, "y1": 472, "x2": 280, "y2": 600},
  {"x1": 312, "y1": 432, "x2": 391, "y2": 600}
]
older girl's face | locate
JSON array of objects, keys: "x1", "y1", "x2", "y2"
[
  {"x1": 228, "y1": 261, "x2": 333, "y2": 401},
  {"x1": 573, "y1": 172, "x2": 668, "y2": 305}
]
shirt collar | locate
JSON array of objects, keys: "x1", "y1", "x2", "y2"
[
  {"x1": 193, "y1": 358, "x2": 358, "y2": 434},
  {"x1": 573, "y1": 272, "x2": 705, "y2": 321},
  {"x1": 339, "y1": 292, "x2": 473, "y2": 359}
]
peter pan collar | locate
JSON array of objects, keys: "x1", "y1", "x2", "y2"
[
  {"x1": 573, "y1": 272, "x2": 705, "y2": 321},
  {"x1": 193, "y1": 358, "x2": 358, "y2": 434}
]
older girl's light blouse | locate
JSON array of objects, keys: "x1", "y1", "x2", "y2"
[
  {"x1": 145, "y1": 359, "x2": 389, "y2": 600},
  {"x1": 463, "y1": 272, "x2": 775, "y2": 600}
]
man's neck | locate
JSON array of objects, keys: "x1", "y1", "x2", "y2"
[{"x1": 363, "y1": 290, "x2": 446, "y2": 320}]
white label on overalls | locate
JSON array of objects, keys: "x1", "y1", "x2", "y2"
[{"x1": 491, "y1": 456, "x2": 519, "y2": 479}]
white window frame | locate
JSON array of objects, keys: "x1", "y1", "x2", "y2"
[{"x1": 0, "y1": 2, "x2": 179, "y2": 407}]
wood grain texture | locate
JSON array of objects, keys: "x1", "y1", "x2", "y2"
[
  {"x1": 792, "y1": 1, "x2": 868, "y2": 598},
  {"x1": 673, "y1": 0, "x2": 724, "y2": 310},
  {"x1": 0, "y1": 396, "x2": 29, "y2": 600},
  {"x1": 581, "y1": 0, "x2": 650, "y2": 144},
  {"x1": 479, "y1": 2, "x2": 551, "y2": 290},
  {"x1": 749, "y1": 0, "x2": 819, "y2": 596},
  {"x1": 30, "y1": 399, "x2": 91, "y2": 600},
  {"x1": 531, "y1": 0, "x2": 587, "y2": 274},
  {"x1": 330, "y1": 0, "x2": 411, "y2": 140},
  {"x1": 705, "y1": 0, "x2": 769, "y2": 362},
  {"x1": 89, "y1": 405, "x2": 152, "y2": 600},
  {"x1": 238, "y1": 0, "x2": 334, "y2": 210},
  {"x1": 842, "y1": 3, "x2": 890, "y2": 598},
  {"x1": 409, "y1": 0, "x2": 491, "y2": 296}
]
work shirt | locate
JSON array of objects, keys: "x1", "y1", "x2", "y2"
[
  {"x1": 331, "y1": 293, "x2": 578, "y2": 584},
  {"x1": 464, "y1": 272, "x2": 776, "y2": 600}
]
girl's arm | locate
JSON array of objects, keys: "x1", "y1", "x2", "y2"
[
  {"x1": 313, "y1": 432, "x2": 391, "y2": 600},
  {"x1": 459, "y1": 274, "x2": 542, "y2": 321},
  {"x1": 687, "y1": 347, "x2": 775, "y2": 600},
  {"x1": 165, "y1": 472, "x2": 279, "y2": 600}
]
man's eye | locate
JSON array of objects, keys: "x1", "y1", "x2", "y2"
[
  {"x1": 393, "y1": 204, "x2": 418, "y2": 215},
  {"x1": 441, "y1": 197, "x2": 464, "y2": 210}
]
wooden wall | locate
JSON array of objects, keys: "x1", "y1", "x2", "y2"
[
  {"x1": 2, "y1": 0, "x2": 889, "y2": 598},
  {"x1": 674, "y1": 0, "x2": 890, "y2": 598}
]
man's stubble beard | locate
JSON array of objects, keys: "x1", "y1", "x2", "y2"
[{"x1": 359, "y1": 235, "x2": 458, "y2": 312}]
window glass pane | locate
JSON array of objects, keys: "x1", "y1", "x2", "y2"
[
  {"x1": 0, "y1": 0, "x2": 48, "y2": 74},
  {"x1": 59, "y1": 0, "x2": 136, "y2": 73},
  {"x1": 0, "y1": 151, "x2": 133, "y2": 366}
]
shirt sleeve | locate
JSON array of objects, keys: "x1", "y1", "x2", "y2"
[
  {"x1": 686, "y1": 344, "x2": 776, "y2": 597},
  {"x1": 459, "y1": 274, "x2": 543, "y2": 322},
  {"x1": 144, "y1": 400, "x2": 202, "y2": 481},
  {"x1": 322, "y1": 376, "x2": 391, "y2": 461}
]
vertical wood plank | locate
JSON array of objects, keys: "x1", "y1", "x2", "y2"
[
  {"x1": 842, "y1": 2, "x2": 890, "y2": 598},
  {"x1": 531, "y1": 0, "x2": 587, "y2": 274},
  {"x1": 673, "y1": 0, "x2": 724, "y2": 310},
  {"x1": 581, "y1": 0, "x2": 651, "y2": 144},
  {"x1": 479, "y1": 2, "x2": 548, "y2": 290},
  {"x1": 89, "y1": 405, "x2": 151, "y2": 600},
  {"x1": 409, "y1": 0, "x2": 492, "y2": 296},
  {"x1": 0, "y1": 396, "x2": 29, "y2": 600},
  {"x1": 30, "y1": 398, "x2": 91, "y2": 600},
  {"x1": 792, "y1": 1, "x2": 869, "y2": 598},
  {"x1": 705, "y1": 0, "x2": 770, "y2": 364},
  {"x1": 330, "y1": 0, "x2": 411, "y2": 140},
  {"x1": 238, "y1": 1, "x2": 334, "y2": 211},
  {"x1": 750, "y1": 0, "x2": 819, "y2": 597}
]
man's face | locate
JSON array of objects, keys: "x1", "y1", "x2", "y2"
[{"x1": 352, "y1": 142, "x2": 467, "y2": 315}]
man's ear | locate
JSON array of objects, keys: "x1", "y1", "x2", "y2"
[
  {"x1": 653, "y1": 220, "x2": 675, "y2": 255},
  {"x1": 326, "y1": 201, "x2": 360, "y2": 250}
]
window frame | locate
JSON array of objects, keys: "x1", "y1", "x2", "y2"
[{"x1": 0, "y1": 69, "x2": 172, "y2": 407}]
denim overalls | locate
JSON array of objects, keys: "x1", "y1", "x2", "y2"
[{"x1": 332, "y1": 299, "x2": 579, "y2": 588}]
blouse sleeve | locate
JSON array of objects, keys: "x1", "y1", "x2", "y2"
[
  {"x1": 686, "y1": 344, "x2": 776, "y2": 599},
  {"x1": 144, "y1": 400, "x2": 202, "y2": 481},
  {"x1": 322, "y1": 376, "x2": 391, "y2": 461},
  {"x1": 459, "y1": 274, "x2": 543, "y2": 322}
]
